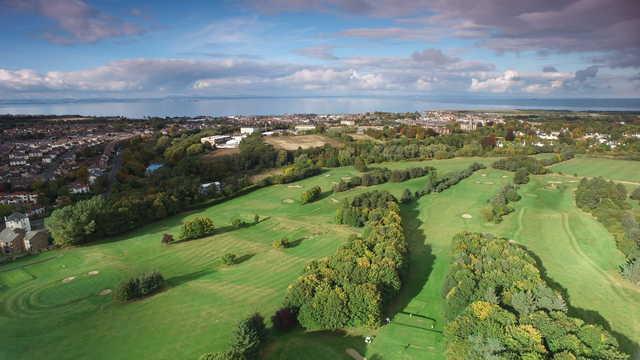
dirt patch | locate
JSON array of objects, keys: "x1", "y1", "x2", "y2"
[
  {"x1": 265, "y1": 135, "x2": 343, "y2": 151},
  {"x1": 345, "y1": 348, "x2": 365, "y2": 360},
  {"x1": 62, "y1": 276, "x2": 76, "y2": 284},
  {"x1": 461, "y1": 213, "x2": 473, "y2": 219},
  {"x1": 99, "y1": 289, "x2": 112, "y2": 296},
  {"x1": 88, "y1": 270, "x2": 99, "y2": 276}
]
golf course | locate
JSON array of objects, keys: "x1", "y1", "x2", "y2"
[{"x1": 1, "y1": 156, "x2": 638, "y2": 359}]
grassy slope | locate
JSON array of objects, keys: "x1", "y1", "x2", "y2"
[
  {"x1": 550, "y1": 156, "x2": 640, "y2": 184},
  {"x1": 0, "y1": 157, "x2": 491, "y2": 360}
]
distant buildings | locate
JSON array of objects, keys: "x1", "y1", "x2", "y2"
[
  {"x1": 200, "y1": 135, "x2": 232, "y2": 146},
  {"x1": 240, "y1": 127, "x2": 257, "y2": 135},
  {"x1": 295, "y1": 124, "x2": 316, "y2": 132}
]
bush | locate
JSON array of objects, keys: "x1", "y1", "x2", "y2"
[
  {"x1": 514, "y1": 167, "x2": 530, "y2": 184},
  {"x1": 273, "y1": 237, "x2": 290, "y2": 248},
  {"x1": 254, "y1": 214, "x2": 260, "y2": 223},
  {"x1": 271, "y1": 307, "x2": 299, "y2": 332},
  {"x1": 179, "y1": 217, "x2": 215, "y2": 240},
  {"x1": 115, "y1": 271, "x2": 165, "y2": 302},
  {"x1": 161, "y1": 233, "x2": 174, "y2": 245},
  {"x1": 630, "y1": 187, "x2": 640, "y2": 201},
  {"x1": 222, "y1": 253, "x2": 237, "y2": 265},
  {"x1": 301, "y1": 186, "x2": 322, "y2": 204}
]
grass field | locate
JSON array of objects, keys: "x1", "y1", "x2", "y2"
[
  {"x1": 1, "y1": 156, "x2": 638, "y2": 359},
  {"x1": 550, "y1": 156, "x2": 640, "y2": 184}
]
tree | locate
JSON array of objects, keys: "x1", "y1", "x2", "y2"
[
  {"x1": 273, "y1": 237, "x2": 290, "y2": 248},
  {"x1": 231, "y1": 314, "x2": 266, "y2": 359},
  {"x1": 179, "y1": 217, "x2": 216, "y2": 240},
  {"x1": 301, "y1": 186, "x2": 321, "y2": 204},
  {"x1": 514, "y1": 167, "x2": 530, "y2": 184},
  {"x1": 161, "y1": 233, "x2": 174, "y2": 245},
  {"x1": 231, "y1": 217, "x2": 244, "y2": 228},
  {"x1": 505, "y1": 129, "x2": 516, "y2": 141},
  {"x1": 271, "y1": 307, "x2": 298, "y2": 332},
  {"x1": 115, "y1": 271, "x2": 165, "y2": 302},
  {"x1": 222, "y1": 253, "x2": 237, "y2": 265},
  {"x1": 253, "y1": 214, "x2": 260, "y2": 224},
  {"x1": 400, "y1": 188, "x2": 413, "y2": 203},
  {"x1": 630, "y1": 186, "x2": 640, "y2": 201},
  {"x1": 354, "y1": 156, "x2": 368, "y2": 172}
]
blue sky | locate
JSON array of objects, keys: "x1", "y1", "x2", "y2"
[{"x1": 0, "y1": 0, "x2": 639, "y2": 99}]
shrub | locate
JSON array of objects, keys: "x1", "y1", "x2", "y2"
[
  {"x1": 199, "y1": 352, "x2": 235, "y2": 360},
  {"x1": 273, "y1": 237, "x2": 290, "y2": 249},
  {"x1": 161, "y1": 233, "x2": 174, "y2": 245},
  {"x1": 115, "y1": 271, "x2": 165, "y2": 302},
  {"x1": 254, "y1": 214, "x2": 260, "y2": 224},
  {"x1": 514, "y1": 167, "x2": 530, "y2": 184},
  {"x1": 179, "y1": 217, "x2": 215, "y2": 240},
  {"x1": 222, "y1": 253, "x2": 237, "y2": 265},
  {"x1": 301, "y1": 186, "x2": 322, "y2": 204},
  {"x1": 630, "y1": 187, "x2": 640, "y2": 201},
  {"x1": 271, "y1": 307, "x2": 299, "y2": 332}
]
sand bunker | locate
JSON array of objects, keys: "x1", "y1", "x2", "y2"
[
  {"x1": 547, "y1": 181, "x2": 563, "y2": 184},
  {"x1": 282, "y1": 199, "x2": 294, "y2": 204},
  {"x1": 341, "y1": 176, "x2": 352, "y2": 181},
  {"x1": 88, "y1": 270, "x2": 99, "y2": 276},
  {"x1": 484, "y1": 182, "x2": 494, "y2": 185},
  {"x1": 481, "y1": 174, "x2": 487, "y2": 177},
  {"x1": 287, "y1": 185, "x2": 302, "y2": 188},
  {"x1": 62, "y1": 276, "x2": 76, "y2": 284},
  {"x1": 99, "y1": 289, "x2": 112, "y2": 296},
  {"x1": 502, "y1": 175, "x2": 508, "y2": 178},
  {"x1": 461, "y1": 213, "x2": 473, "y2": 219},
  {"x1": 330, "y1": 198, "x2": 339, "y2": 203}
]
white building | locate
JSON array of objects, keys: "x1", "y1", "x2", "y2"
[
  {"x1": 340, "y1": 120, "x2": 355, "y2": 126},
  {"x1": 240, "y1": 127, "x2": 257, "y2": 135},
  {"x1": 295, "y1": 125, "x2": 316, "y2": 132},
  {"x1": 200, "y1": 135, "x2": 232, "y2": 146},
  {"x1": 5, "y1": 212, "x2": 31, "y2": 232}
]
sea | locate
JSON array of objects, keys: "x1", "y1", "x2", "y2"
[{"x1": 1, "y1": 96, "x2": 639, "y2": 118}]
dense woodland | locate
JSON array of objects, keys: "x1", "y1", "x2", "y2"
[
  {"x1": 285, "y1": 191, "x2": 407, "y2": 329},
  {"x1": 443, "y1": 232, "x2": 628, "y2": 359}
]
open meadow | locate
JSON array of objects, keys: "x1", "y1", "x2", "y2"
[{"x1": 1, "y1": 156, "x2": 638, "y2": 359}]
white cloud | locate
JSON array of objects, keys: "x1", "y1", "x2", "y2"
[{"x1": 470, "y1": 70, "x2": 520, "y2": 93}]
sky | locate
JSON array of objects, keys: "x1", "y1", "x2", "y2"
[{"x1": 0, "y1": 0, "x2": 639, "y2": 99}]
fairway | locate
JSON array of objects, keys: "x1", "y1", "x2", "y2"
[
  {"x1": 1, "y1": 156, "x2": 638, "y2": 359},
  {"x1": 550, "y1": 156, "x2": 640, "y2": 184},
  {"x1": 0, "y1": 157, "x2": 491, "y2": 360}
]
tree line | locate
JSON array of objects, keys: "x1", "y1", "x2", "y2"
[
  {"x1": 482, "y1": 183, "x2": 521, "y2": 223},
  {"x1": 333, "y1": 166, "x2": 434, "y2": 192},
  {"x1": 575, "y1": 177, "x2": 640, "y2": 284},
  {"x1": 443, "y1": 232, "x2": 628, "y2": 359},
  {"x1": 284, "y1": 191, "x2": 407, "y2": 329}
]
